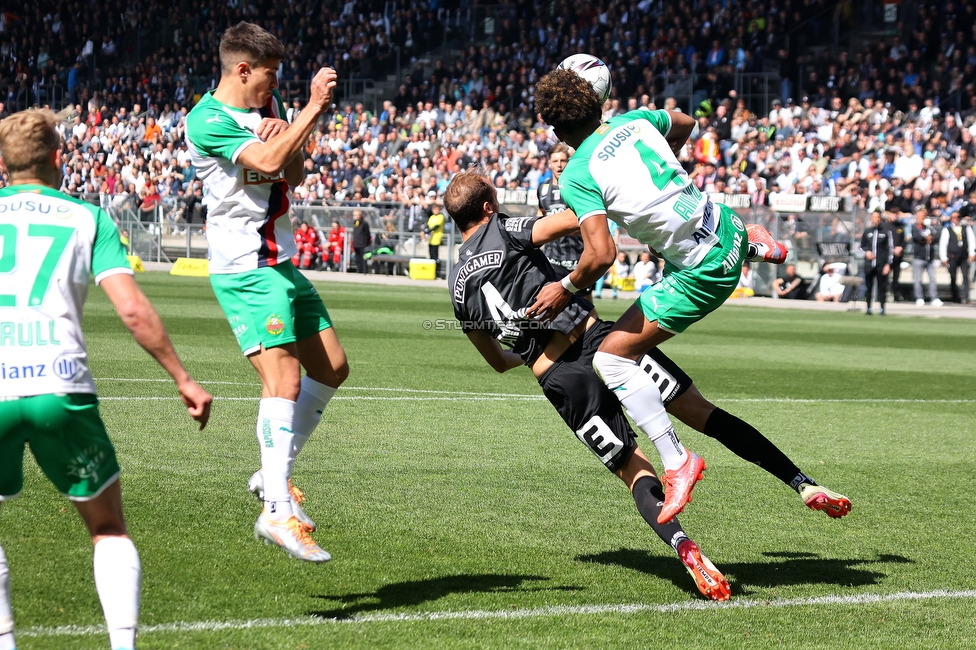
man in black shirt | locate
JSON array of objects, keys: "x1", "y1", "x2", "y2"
[
  {"x1": 911, "y1": 207, "x2": 943, "y2": 306},
  {"x1": 352, "y1": 210, "x2": 371, "y2": 274},
  {"x1": 445, "y1": 171, "x2": 850, "y2": 601},
  {"x1": 886, "y1": 210, "x2": 908, "y2": 301},
  {"x1": 537, "y1": 143, "x2": 586, "y2": 295},
  {"x1": 860, "y1": 209, "x2": 893, "y2": 315}
]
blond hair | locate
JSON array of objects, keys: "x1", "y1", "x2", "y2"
[{"x1": 0, "y1": 109, "x2": 61, "y2": 178}]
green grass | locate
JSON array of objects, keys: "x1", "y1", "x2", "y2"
[{"x1": 6, "y1": 274, "x2": 976, "y2": 649}]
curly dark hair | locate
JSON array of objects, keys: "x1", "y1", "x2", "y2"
[{"x1": 534, "y1": 69, "x2": 603, "y2": 135}]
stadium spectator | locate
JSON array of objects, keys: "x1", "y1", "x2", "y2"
[
  {"x1": 772, "y1": 264, "x2": 809, "y2": 300},
  {"x1": 814, "y1": 263, "x2": 845, "y2": 302},
  {"x1": 352, "y1": 208, "x2": 371, "y2": 273},
  {"x1": 633, "y1": 251, "x2": 662, "y2": 291},
  {"x1": 911, "y1": 207, "x2": 944, "y2": 307},
  {"x1": 425, "y1": 200, "x2": 446, "y2": 267},
  {"x1": 938, "y1": 210, "x2": 976, "y2": 304}
]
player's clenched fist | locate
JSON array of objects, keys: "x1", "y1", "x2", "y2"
[{"x1": 310, "y1": 67, "x2": 337, "y2": 109}]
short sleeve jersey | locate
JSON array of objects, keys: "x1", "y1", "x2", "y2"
[
  {"x1": 185, "y1": 89, "x2": 297, "y2": 273},
  {"x1": 450, "y1": 213, "x2": 592, "y2": 365},
  {"x1": 538, "y1": 179, "x2": 584, "y2": 272},
  {"x1": 559, "y1": 109, "x2": 719, "y2": 270},
  {"x1": 0, "y1": 184, "x2": 132, "y2": 397}
]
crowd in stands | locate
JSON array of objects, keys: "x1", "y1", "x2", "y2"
[{"x1": 0, "y1": 0, "x2": 974, "y2": 299}]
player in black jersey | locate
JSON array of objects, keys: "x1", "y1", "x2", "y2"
[
  {"x1": 445, "y1": 170, "x2": 851, "y2": 601},
  {"x1": 537, "y1": 143, "x2": 587, "y2": 295}
]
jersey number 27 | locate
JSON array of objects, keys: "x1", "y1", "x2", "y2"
[{"x1": 0, "y1": 224, "x2": 74, "y2": 307}]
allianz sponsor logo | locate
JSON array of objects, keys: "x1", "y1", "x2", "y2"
[
  {"x1": 0, "y1": 354, "x2": 82, "y2": 381},
  {"x1": 452, "y1": 250, "x2": 503, "y2": 302},
  {"x1": 596, "y1": 124, "x2": 641, "y2": 161}
]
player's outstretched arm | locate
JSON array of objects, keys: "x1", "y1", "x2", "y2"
[
  {"x1": 236, "y1": 67, "x2": 336, "y2": 177},
  {"x1": 100, "y1": 273, "x2": 213, "y2": 429},
  {"x1": 665, "y1": 110, "x2": 696, "y2": 155},
  {"x1": 526, "y1": 214, "x2": 615, "y2": 322},
  {"x1": 530, "y1": 209, "x2": 580, "y2": 246},
  {"x1": 466, "y1": 331, "x2": 523, "y2": 373}
]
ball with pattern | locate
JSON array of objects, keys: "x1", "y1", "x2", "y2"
[{"x1": 557, "y1": 54, "x2": 612, "y2": 103}]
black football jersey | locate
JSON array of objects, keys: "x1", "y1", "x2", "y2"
[
  {"x1": 450, "y1": 213, "x2": 593, "y2": 366},
  {"x1": 538, "y1": 180, "x2": 584, "y2": 272}
]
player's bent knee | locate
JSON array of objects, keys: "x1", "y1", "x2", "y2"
[{"x1": 593, "y1": 351, "x2": 637, "y2": 389}]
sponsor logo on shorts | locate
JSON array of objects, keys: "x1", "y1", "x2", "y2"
[
  {"x1": 266, "y1": 315, "x2": 285, "y2": 336},
  {"x1": 67, "y1": 446, "x2": 107, "y2": 484}
]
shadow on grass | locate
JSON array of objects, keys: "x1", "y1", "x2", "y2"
[
  {"x1": 576, "y1": 549, "x2": 913, "y2": 597},
  {"x1": 309, "y1": 573, "x2": 582, "y2": 619}
]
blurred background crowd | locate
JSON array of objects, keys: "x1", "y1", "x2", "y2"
[{"x1": 0, "y1": 0, "x2": 973, "y2": 300}]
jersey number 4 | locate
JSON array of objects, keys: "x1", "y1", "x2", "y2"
[
  {"x1": 481, "y1": 281, "x2": 523, "y2": 346},
  {"x1": 0, "y1": 224, "x2": 74, "y2": 307},
  {"x1": 635, "y1": 140, "x2": 685, "y2": 192}
]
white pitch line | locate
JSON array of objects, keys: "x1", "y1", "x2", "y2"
[
  {"x1": 94, "y1": 380, "x2": 976, "y2": 404},
  {"x1": 97, "y1": 396, "x2": 547, "y2": 402},
  {"x1": 19, "y1": 589, "x2": 976, "y2": 638},
  {"x1": 96, "y1": 379, "x2": 540, "y2": 398},
  {"x1": 718, "y1": 398, "x2": 976, "y2": 404}
]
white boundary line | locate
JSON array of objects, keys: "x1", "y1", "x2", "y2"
[
  {"x1": 94, "y1": 380, "x2": 976, "y2": 404},
  {"x1": 19, "y1": 589, "x2": 976, "y2": 637},
  {"x1": 97, "y1": 396, "x2": 547, "y2": 402}
]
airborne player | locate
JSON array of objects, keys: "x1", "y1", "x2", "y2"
[
  {"x1": 185, "y1": 22, "x2": 348, "y2": 562},
  {"x1": 445, "y1": 169, "x2": 851, "y2": 601}
]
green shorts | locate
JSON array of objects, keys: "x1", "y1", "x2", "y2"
[
  {"x1": 0, "y1": 393, "x2": 121, "y2": 501},
  {"x1": 210, "y1": 262, "x2": 334, "y2": 355},
  {"x1": 637, "y1": 204, "x2": 748, "y2": 334}
]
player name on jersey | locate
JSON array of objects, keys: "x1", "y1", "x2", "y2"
[{"x1": 0, "y1": 319, "x2": 61, "y2": 347}]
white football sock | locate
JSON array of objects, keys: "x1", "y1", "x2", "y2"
[
  {"x1": 257, "y1": 397, "x2": 296, "y2": 522},
  {"x1": 593, "y1": 351, "x2": 688, "y2": 471},
  {"x1": 0, "y1": 544, "x2": 14, "y2": 649},
  {"x1": 290, "y1": 376, "x2": 337, "y2": 468},
  {"x1": 93, "y1": 537, "x2": 140, "y2": 650}
]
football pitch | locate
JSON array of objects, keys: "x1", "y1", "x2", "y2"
[{"x1": 7, "y1": 274, "x2": 976, "y2": 649}]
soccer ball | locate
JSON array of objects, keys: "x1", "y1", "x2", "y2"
[{"x1": 557, "y1": 53, "x2": 612, "y2": 103}]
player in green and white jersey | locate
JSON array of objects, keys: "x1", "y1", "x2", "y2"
[
  {"x1": 529, "y1": 69, "x2": 795, "y2": 526},
  {"x1": 184, "y1": 22, "x2": 348, "y2": 562},
  {"x1": 0, "y1": 109, "x2": 212, "y2": 650}
]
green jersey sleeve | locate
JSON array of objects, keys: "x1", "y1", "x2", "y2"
[
  {"x1": 631, "y1": 108, "x2": 672, "y2": 137},
  {"x1": 273, "y1": 89, "x2": 287, "y2": 119},
  {"x1": 91, "y1": 208, "x2": 133, "y2": 283},
  {"x1": 185, "y1": 99, "x2": 260, "y2": 163},
  {"x1": 559, "y1": 165, "x2": 607, "y2": 223}
]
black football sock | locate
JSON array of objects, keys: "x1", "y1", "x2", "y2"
[
  {"x1": 703, "y1": 408, "x2": 817, "y2": 493},
  {"x1": 632, "y1": 475, "x2": 688, "y2": 552}
]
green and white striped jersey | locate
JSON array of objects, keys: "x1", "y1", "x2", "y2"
[
  {"x1": 0, "y1": 184, "x2": 131, "y2": 396},
  {"x1": 185, "y1": 89, "x2": 296, "y2": 274},
  {"x1": 559, "y1": 109, "x2": 719, "y2": 270}
]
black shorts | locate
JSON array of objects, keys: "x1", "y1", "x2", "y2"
[{"x1": 537, "y1": 319, "x2": 693, "y2": 472}]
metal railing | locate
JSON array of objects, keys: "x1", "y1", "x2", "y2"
[
  {"x1": 1, "y1": 83, "x2": 67, "y2": 112},
  {"x1": 647, "y1": 74, "x2": 700, "y2": 115},
  {"x1": 735, "y1": 72, "x2": 782, "y2": 118}
]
